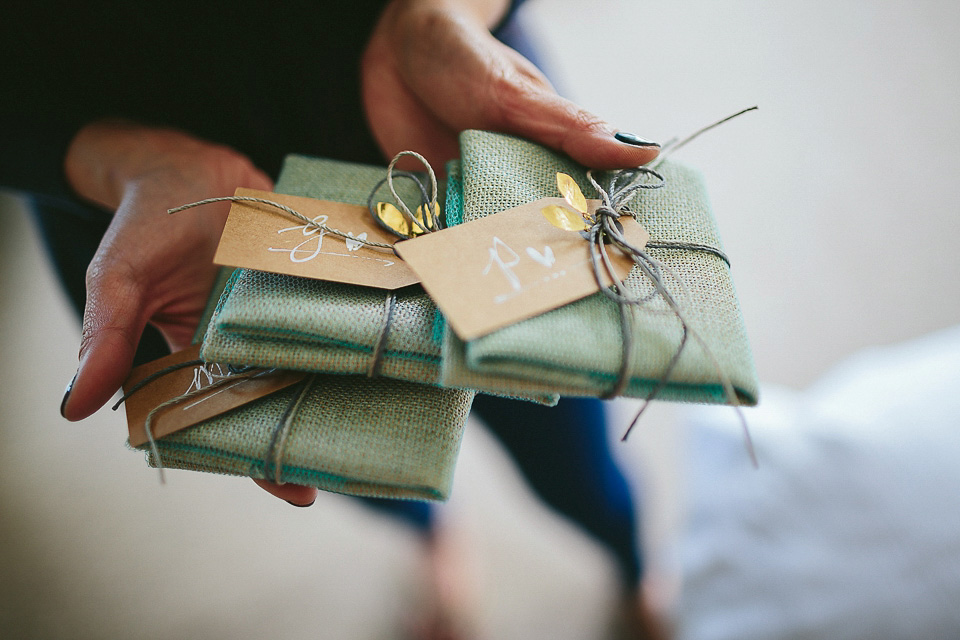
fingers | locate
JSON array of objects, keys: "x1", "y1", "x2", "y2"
[
  {"x1": 386, "y1": 7, "x2": 660, "y2": 171},
  {"x1": 60, "y1": 138, "x2": 275, "y2": 421},
  {"x1": 361, "y1": 30, "x2": 461, "y2": 172},
  {"x1": 485, "y1": 58, "x2": 661, "y2": 169},
  {"x1": 495, "y1": 96, "x2": 660, "y2": 170},
  {"x1": 252, "y1": 478, "x2": 319, "y2": 507},
  {"x1": 61, "y1": 260, "x2": 146, "y2": 421}
]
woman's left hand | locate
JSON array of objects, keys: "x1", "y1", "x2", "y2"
[{"x1": 361, "y1": 0, "x2": 660, "y2": 172}]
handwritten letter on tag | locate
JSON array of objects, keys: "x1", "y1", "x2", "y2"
[
  {"x1": 395, "y1": 198, "x2": 649, "y2": 341},
  {"x1": 214, "y1": 188, "x2": 419, "y2": 289},
  {"x1": 122, "y1": 345, "x2": 305, "y2": 447}
]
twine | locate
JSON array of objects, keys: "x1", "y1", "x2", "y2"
[
  {"x1": 120, "y1": 360, "x2": 320, "y2": 487},
  {"x1": 580, "y1": 106, "x2": 759, "y2": 465},
  {"x1": 652, "y1": 105, "x2": 759, "y2": 167},
  {"x1": 581, "y1": 167, "x2": 753, "y2": 462},
  {"x1": 367, "y1": 292, "x2": 397, "y2": 378},
  {"x1": 115, "y1": 359, "x2": 318, "y2": 485},
  {"x1": 113, "y1": 360, "x2": 272, "y2": 483},
  {"x1": 262, "y1": 374, "x2": 317, "y2": 485},
  {"x1": 168, "y1": 196, "x2": 397, "y2": 251},
  {"x1": 360, "y1": 151, "x2": 443, "y2": 377},
  {"x1": 367, "y1": 150, "x2": 444, "y2": 239}
]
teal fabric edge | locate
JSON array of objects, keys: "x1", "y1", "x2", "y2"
[
  {"x1": 431, "y1": 310, "x2": 446, "y2": 346},
  {"x1": 443, "y1": 159, "x2": 464, "y2": 226},
  {"x1": 198, "y1": 267, "x2": 244, "y2": 348},
  {"x1": 475, "y1": 354, "x2": 743, "y2": 405},
  {"x1": 215, "y1": 323, "x2": 442, "y2": 368},
  {"x1": 473, "y1": 351, "x2": 756, "y2": 406},
  {"x1": 425, "y1": 159, "x2": 461, "y2": 366},
  {"x1": 136, "y1": 440, "x2": 446, "y2": 502},
  {"x1": 192, "y1": 267, "x2": 237, "y2": 345}
]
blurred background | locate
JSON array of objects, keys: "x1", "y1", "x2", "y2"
[{"x1": 2, "y1": 1, "x2": 959, "y2": 638}]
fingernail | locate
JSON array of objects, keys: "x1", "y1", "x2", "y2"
[
  {"x1": 60, "y1": 372, "x2": 77, "y2": 419},
  {"x1": 614, "y1": 131, "x2": 659, "y2": 147},
  {"x1": 286, "y1": 499, "x2": 315, "y2": 508}
]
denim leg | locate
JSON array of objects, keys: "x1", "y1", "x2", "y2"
[{"x1": 472, "y1": 394, "x2": 643, "y2": 588}]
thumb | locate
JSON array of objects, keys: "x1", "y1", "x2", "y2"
[{"x1": 61, "y1": 263, "x2": 146, "y2": 421}]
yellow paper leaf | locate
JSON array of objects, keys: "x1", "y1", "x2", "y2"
[
  {"x1": 541, "y1": 204, "x2": 589, "y2": 231},
  {"x1": 415, "y1": 201, "x2": 441, "y2": 231},
  {"x1": 376, "y1": 201, "x2": 413, "y2": 237},
  {"x1": 377, "y1": 200, "x2": 440, "y2": 237},
  {"x1": 556, "y1": 172, "x2": 587, "y2": 215}
]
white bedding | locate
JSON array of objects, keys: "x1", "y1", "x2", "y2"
[{"x1": 677, "y1": 325, "x2": 960, "y2": 640}]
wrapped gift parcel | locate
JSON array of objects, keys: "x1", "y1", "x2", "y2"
[
  {"x1": 200, "y1": 155, "x2": 556, "y2": 405},
  {"x1": 434, "y1": 130, "x2": 759, "y2": 405},
  {"x1": 123, "y1": 158, "x2": 483, "y2": 500},
  {"x1": 122, "y1": 346, "x2": 473, "y2": 501},
  {"x1": 201, "y1": 157, "x2": 446, "y2": 383}
]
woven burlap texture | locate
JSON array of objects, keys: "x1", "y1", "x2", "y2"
[
  {"x1": 201, "y1": 155, "x2": 555, "y2": 405},
  {"x1": 139, "y1": 156, "x2": 476, "y2": 500},
  {"x1": 145, "y1": 373, "x2": 472, "y2": 501},
  {"x1": 201, "y1": 156, "x2": 444, "y2": 383},
  {"x1": 441, "y1": 130, "x2": 759, "y2": 405}
]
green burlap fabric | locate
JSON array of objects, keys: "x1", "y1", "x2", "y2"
[
  {"x1": 144, "y1": 374, "x2": 472, "y2": 501},
  {"x1": 441, "y1": 130, "x2": 759, "y2": 405},
  {"x1": 201, "y1": 156, "x2": 444, "y2": 383},
  {"x1": 136, "y1": 157, "x2": 477, "y2": 500},
  {"x1": 200, "y1": 154, "x2": 556, "y2": 405}
]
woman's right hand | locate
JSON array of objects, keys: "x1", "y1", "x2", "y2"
[
  {"x1": 60, "y1": 120, "x2": 320, "y2": 507},
  {"x1": 60, "y1": 120, "x2": 271, "y2": 421}
]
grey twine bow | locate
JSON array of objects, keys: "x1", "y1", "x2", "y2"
[{"x1": 582, "y1": 167, "x2": 753, "y2": 465}]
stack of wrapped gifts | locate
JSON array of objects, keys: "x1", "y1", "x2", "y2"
[{"x1": 121, "y1": 130, "x2": 758, "y2": 501}]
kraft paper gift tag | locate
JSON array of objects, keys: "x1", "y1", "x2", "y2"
[
  {"x1": 439, "y1": 130, "x2": 759, "y2": 405},
  {"x1": 200, "y1": 155, "x2": 556, "y2": 405}
]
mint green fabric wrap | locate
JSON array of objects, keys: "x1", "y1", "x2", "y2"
[
  {"x1": 441, "y1": 130, "x2": 759, "y2": 405},
  {"x1": 200, "y1": 155, "x2": 555, "y2": 405},
  {"x1": 142, "y1": 373, "x2": 471, "y2": 501},
  {"x1": 201, "y1": 156, "x2": 444, "y2": 383},
  {"x1": 136, "y1": 156, "x2": 478, "y2": 500}
]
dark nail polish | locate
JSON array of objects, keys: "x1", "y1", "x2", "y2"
[
  {"x1": 60, "y1": 372, "x2": 77, "y2": 419},
  {"x1": 615, "y1": 131, "x2": 659, "y2": 147},
  {"x1": 286, "y1": 499, "x2": 315, "y2": 508}
]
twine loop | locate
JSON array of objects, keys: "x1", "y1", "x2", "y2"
[
  {"x1": 113, "y1": 359, "x2": 283, "y2": 484},
  {"x1": 361, "y1": 151, "x2": 444, "y2": 378},
  {"x1": 580, "y1": 162, "x2": 753, "y2": 464},
  {"x1": 367, "y1": 150, "x2": 444, "y2": 239}
]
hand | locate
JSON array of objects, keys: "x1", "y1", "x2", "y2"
[
  {"x1": 361, "y1": 0, "x2": 660, "y2": 172},
  {"x1": 60, "y1": 120, "x2": 318, "y2": 507}
]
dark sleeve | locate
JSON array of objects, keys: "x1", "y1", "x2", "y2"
[
  {"x1": 0, "y1": 112, "x2": 88, "y2": 201},
  {"x1": 0, "y1": 2, "x2": 388, "y2": 196},
  {"x1": 0, "y1": 7, "x2": 92, "y2": 199},
  {"x1": 0, "y1": 0, "x2": 529, "y2": 201}
]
